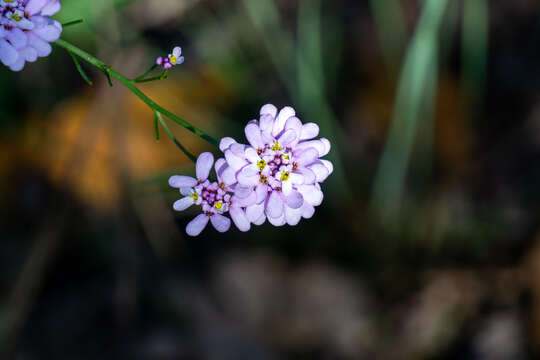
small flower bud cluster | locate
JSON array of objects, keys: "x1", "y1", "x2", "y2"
[{"x1": 156, "y1": 46, "x2": 184, "y2": 70}]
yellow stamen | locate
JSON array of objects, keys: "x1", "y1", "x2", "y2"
[
  {"x1": 292, "y1": 162, "x2": 298, "y2": 171},
  {"x1": 214, "y1": 201, "x2": 223, "y2": 210},
  {"x1": 257, "y1": 159, "x2": 266, "y2": 171},
  {"x1": 189, "y1": 192, "x2": 199, "y2": 201},
  {"x1": 283, "y1": 154, "x2": 290, "y2": 160},
  {"x1": 280, "y1": 171, "x2": 290, "y2": 181},
  {"x1": 11, "y1": 13, "x2": 21, "y2": 22},
  {"x1": 170, "y1": 55, "x2": 177, "y2": 64},
  {"x1": 271, "y1": 141, "x2": 282, "y2": 151},
  {"x1": 259, "y1": 175, "x2": 268, "y2": 184}
]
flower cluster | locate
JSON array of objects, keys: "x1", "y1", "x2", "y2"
[
  {"x1": 0, "y1": 0, "x2": 62, "y2": 71},
  {"x1": 156, "y1": 46, "x2": 184, "y2": 70},
  {"x1": 169, "y1": 104, "x2": 333, "y2": 236}
]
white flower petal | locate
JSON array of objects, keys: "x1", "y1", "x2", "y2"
[{"x1": 285, "y1": 205, "x2": 302, "y2": 226}]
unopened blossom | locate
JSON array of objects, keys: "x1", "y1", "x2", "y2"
[
  {"x1": 223, "y1": 104, "x2": 333, "y2": 227},
  {"x1": 156, "y1": 46, "x2": 184, "y2": 70},
  {"x1": 169, "y1": 152, "x2": 252, "y2": 236},
  {"x1": 0, "y1": 0, "x2": 62, "y2": 71}
]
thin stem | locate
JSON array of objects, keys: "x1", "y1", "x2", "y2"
[
  {"x1": 54, "y1": 38, "x2": 219, "y2": 147},
  {"x1": 68, "y1": 50, "x2": 93, "y2": 85},
  {"x1": 153, "y1": 111, "x2": 160, "y2": 140},
  {"x1": 62, "y1": 19, "x2": 85, "y2": 27},
  {"x1": 134, "y1": 64, "x2": 158, "y2": 81},
  {"x1": 155, "y1": 111, "x2": 197, "y2": 163},
  {"x1": 135, "y1": 70, "x2": 168, "y2": 83}
]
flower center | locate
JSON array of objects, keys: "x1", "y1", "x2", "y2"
[
  {"x1": 189, "y1": 192, "x2": 199, "y2": 201},
  {"x1": 280, "y1": 171, "x2": 290, "y2": 181},
  {"x1": 10, "y1": 11, "x2": 20, "y2": 21},
  {"x1": 259, "y1": 174, "x2": 268, "y2": 184},
  {"x1": 214, "y1": 201, "x2": 223, "y2": 210},
  {"x1": 170, "y1": 55, "x2": 177, "y2": 64},
  {"x1": 257, "y1": 159, "x2": 266, "y2": 171}
]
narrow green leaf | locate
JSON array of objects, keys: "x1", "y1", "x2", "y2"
[
  {"x1": 153, "y1": 111, "x2": 160, "y2": 141},
  {"x1": 68, "y1": 51, "x2": 93, "y2": 86},
  {"x1": 155, "y1": 111, "x2": 197, "y2": 163},
  {"x1": 62, "y1": 18, "x2": 85, "y2": 27}
]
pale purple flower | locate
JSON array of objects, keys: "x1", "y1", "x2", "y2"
[
  {"x1": 0, "y1": 0, "x2": 62, "y2": 71},
  {"x1": 169, "y1": 152, "x2": 251, "y2": 236},
  {"x1": 224, "y1": 104, "x2": 333, "y2": 227},
  {"x1": 156, "y1": 46, "x2": 184, "y2": 70}
]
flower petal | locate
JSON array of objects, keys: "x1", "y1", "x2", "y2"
[
  {"x1": 41, "y1": 0, "x2": 61, "y2": 16},
  {"x1": 245, "y1": 122, "x2": 264, "y2": 149},
  {"x1": 246, "y1": 202, "x2": 265, "y2": 222},
  {"x1": 244, "y1": 147, "x2": 260, "y2": 163},
  {"x1": 27, "y1": 33, "x2": 51, "y2": 57},
  {"x1": 20, "y1": 47, "x2": 38, "y2": 62},
  {"x1": 300, "y1": 123, "x2": 319, "y2": 140},
  {"x1": 272, "y1": 106, "x2": 295, "y2": 137},
  {"x1": 219, "y1": 137, "x2": 237, "y2": 151},
  {"x1": 9, "y1": 57, "x2": 25, "y2": 71},
  {"x1": 220, "y1": 165, "x2": 237, "y2": 185},
  {"x1": 301, "y1": 202, "x2": 315, "y2": 219},
  {"x1": 255, "y1": 183, "x2": 268, "y2": 203},
  {"x1": 295, "y1": 148, "x2": 319, "y2": 166},
  {"x1": 173, "y1": 196, "x2": 194, "y2": 211},
  {"x1": 0, "y1": 39, "x2": 18, "y2": 66},
  {"x1": 272, "y1": 106, "x2": 296, "y2": 136},
  {"x1": 33, "y1": 21, "x2": 62, "y2": 42},
  {"x1": 283, "y1": 190, "x2": 303, "y2": 209},
  {"x1": 237, "y1": 170, "x2": 260, "y2": 186},
  {"x1": 25, "y1": 0, "x2": 48, "y2": 16},
  {"x1": 172, "y1": 46, "x2": 182, "y2": 57},
  {"x1": 169, "y1": 175, "x2": 197, "y2": 188},
  {"x1": 210, "y1": 214, "x2": 231, "y2": 233},
  {"x1": 297, "y1": 184, "x2": 323, "y2": 206},
  {"x1": 285, "y1": 205, "x2": 302, "y2": 226},
  {"x1": 235, "y1": 185, "x2": 253, "y2": 199},
  {"x1": 196, "y1": 152, "x2": 214, "y2": 180},
  {"x1": 294, "y1": 140, "x2": 326, "y2": 157},
  {"x1": 320, "y1": 138, "x2": 331, "y2": 156},
  {"x1": 297, "y1": 168, "x2": 316, "y2": 185},
  {"x1": 268, "y1": 212, "x2": 286, "y2": 226},
  {"x1": 320, "y1": 159, "x2": 334, "y2": 175},
  {"x1": 225, "y1": 150, "x2": 248, "y2": 171},
  {"x1": 229, "y1": 207, "x2": 250, "y2": 232},
  {"x1": 259, "y1": 113, "x2": 275, "y2": 138},
  {"x1": 277, "y1": 129, "x2": 297, "y2": 146},
  {"x1": 284, "y1": 116, "x2": 302, "y2": 144},
  {"x1": 7, "y1": 28, "x2": 27, "y2": 50},
  {"x1": 253, "y1": 213, "x2": 266, "y2": 225},
  {"x1": 186, "y1": 214, "x2": 209, "y2": 236},
  {"x1": 308, "y1": 161, "x2": 330, "y2": 182},
  {"x1": 260, "y1": 103, "x2": 277, "y2": 118},
  {"x1": 232, "y1": 190, "x2": 257, "y2": 207},
  {"x1": 266, "y1": 191, "x2": 284, "y2": 218}
]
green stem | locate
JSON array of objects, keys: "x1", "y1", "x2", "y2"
[
  {"x1": 155, "y1": 111, "x2": 197, "y2": 163},
  {"x1": 54, "y1": 38, "x2": 219, "y2": 147},
  {"x1": 62, "y1": 19, "x2": 85, "y2": 27},
  {"x1": 134, "y1": 64, "x2": 158, "y2": 81},
  {"x1": 68, "y1": 50, "x2": 93, "y2": 86}
]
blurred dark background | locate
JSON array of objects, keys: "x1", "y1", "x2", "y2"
[{"x1": 2, "y1": 0, "x2": 540, "y2": 359}]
